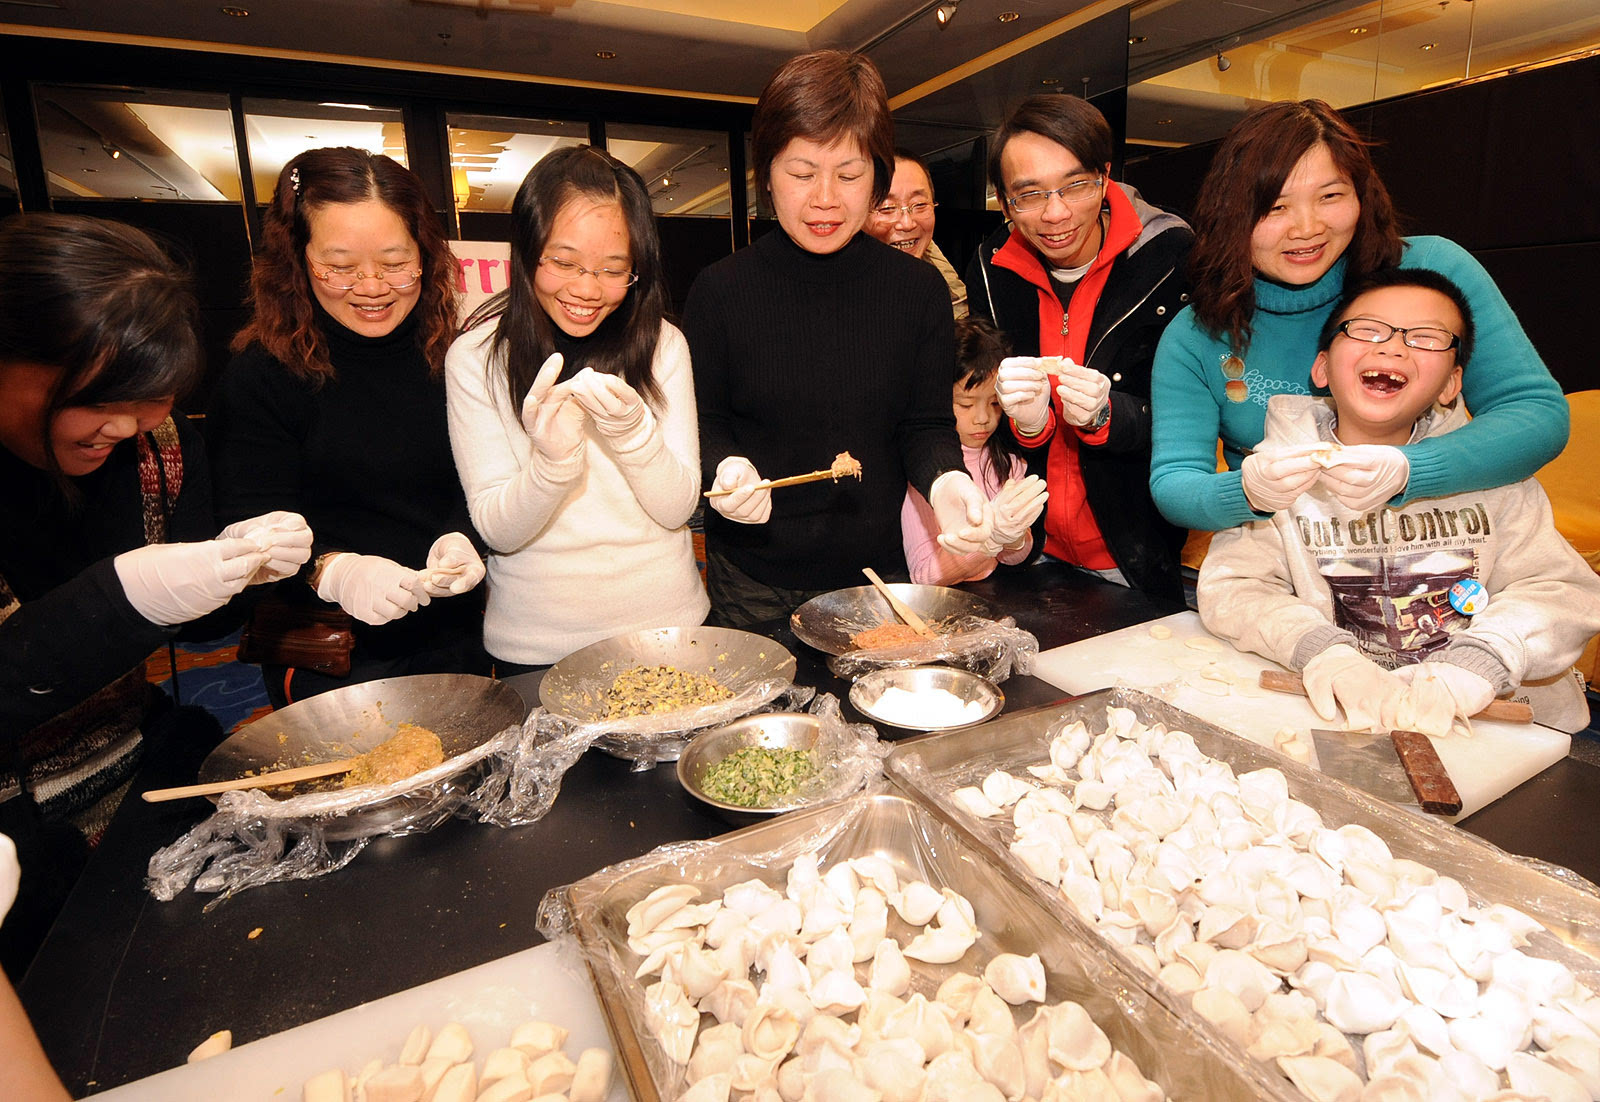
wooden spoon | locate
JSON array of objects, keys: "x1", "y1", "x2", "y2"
[
  {"x1": 861, "y1": 567, "x2": 937, "y2": 640},
  {"x1": 142, "y1": 758, "x2": 357, "y2": 803}
]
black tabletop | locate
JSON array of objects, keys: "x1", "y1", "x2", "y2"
[{"x1": 17, "y1": 562, "x2": 1596, "y2": 1094}]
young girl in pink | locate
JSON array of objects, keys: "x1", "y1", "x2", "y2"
[{"x1": 901, "y1": 319, "x2": 1048, "y2": 584}]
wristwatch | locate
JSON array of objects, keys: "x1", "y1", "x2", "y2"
[
  {"x1": 1087, "y1": 400, "x2": 1112, "y2": 432},
  {"x1": 307, "y1": 552, "x2": 341, "y2": 591}
]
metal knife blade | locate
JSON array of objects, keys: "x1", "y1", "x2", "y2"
[{"x1": 1308, "y1": 728, "x2": 1418, "y2": 807}]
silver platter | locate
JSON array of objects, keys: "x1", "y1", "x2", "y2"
[
  {"x1": 789, "y1": 584, "x2": 996, "y2": 656},
  {"x1": 197, "y1": 673, "x2": 526, "y2": 798},
  {"x1": 539, "y1": 626, "x2": 796, "y2": 760}
]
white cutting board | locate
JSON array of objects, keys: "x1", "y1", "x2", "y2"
[
  {"x1": 1031, "y1": 611, "x2": 1570, "y2": 820},
  {"x1": 93, "y1": 940, "x2": 624, "y2": 1102}
]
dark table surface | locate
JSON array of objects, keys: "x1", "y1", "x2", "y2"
[{"x1": 19, "y1": 563, "x2": 1599, "y2": 1095}]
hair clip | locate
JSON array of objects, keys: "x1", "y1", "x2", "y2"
[{"x1": 289, "y1": 167, "x2": 301, "y2": 195}]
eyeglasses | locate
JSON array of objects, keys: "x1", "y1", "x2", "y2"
[
  {"x1": 537, "y1": 256, "x2": 638, "y2": 288},
  {"x1": 308, "y1": 261, "x2": 422, "y2": 292},
  {"x1": 872, "y1": 200, "x2": 936, "y2": 219},
  {"x1": 1007, "y1": 176, "x2": 1104, "y2": 213},
  {"x1": 1336, "y1": 318, "x2": 1460, "y2": 352}
]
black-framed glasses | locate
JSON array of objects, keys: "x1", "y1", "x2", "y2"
[
  {"x1": 308, "y1": 260, "x2": 422, "y2": 292},
  {"x1": 872, "y1": 200, "x2": 936, "y2": 219},
  {"x1": 537, "y1": 255, "x2": 638, "y2": 288},
  {"x1": 1007, "y1": 176, "x2": 1103, "y2": 213},
  {"x1": 1337, "y1": 318, "x2": 1460, "y2": 352}
]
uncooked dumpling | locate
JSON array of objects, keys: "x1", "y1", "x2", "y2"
[{"x1": 983, "y1": 953, "x2": 1046, "y2": 1005}]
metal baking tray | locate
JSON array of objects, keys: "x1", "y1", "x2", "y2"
[
  {"x1": 550, "y1": 791, "x2": 1296, "y2": 1102},
  {"x1": 883, "y1": 687, "x2": 1600, "y2": 1025}
]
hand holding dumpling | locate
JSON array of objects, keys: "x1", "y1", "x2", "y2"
[
  {"x1": 929, "y1": 471, "x2": 997, "y2": 556},
  {"x1": 114, "y1": 538, "x2": 270, "y2": 627},
  {"x1": 994, "y1": 356, "x2": 1052, "y2": 436},
  {"x1": 568, "y1": 366, "x2": 656, "y2": 453},
  {"x1": 1317, "y1": 444, "x2": 1410, "y2": 512},
  {"x1": 217, "y1": 510, "x2": 313, "y2": 584},
  {"x1": 1240, "y1": 444, "x2": 1326, "y2": 513},
  {"x1": 418, "y1": 531, "x2": 486, "y2": 598},
  {"x1": 988, "y1": 475, "x2": 1048, "y2": 551},
  {"x1": 315, "y1": 552, "x2": 428, "y2": 626},
  {"x1": 519, "y1": 352, "x2": 586, "y2": 470},
  {"x1": 1054, "y1": 360, "x2": 1111, "y2": 429}
]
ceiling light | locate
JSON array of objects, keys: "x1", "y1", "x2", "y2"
[
  {"x1": 1216, "y1": 50, "x2": 1232, "y2": 72},
  {"x1": 595, "y1": 50, "x2": 617, "y2": 59},
  {"x1": 661, "y1": 173, "x2": 673, "y2": 188},
  {"x1": 220, "y1": 5, "x2": 248, "y2": 16},
  {"x1": 1039, "y1": 77, "x2": 1060, "y2": 86},
  {"x1": 1156, "y1": 118, "x2": 1173, "y2": 125},
  {"x1": 1349, "y1": 26, "x2": 1370, "y2": 35},
  {"x1": 935, "y1": 2, "x2": 960, "y2": 27},
  {"x1": 100, "y1": 139, "x2": 121, "y2": 160},
  {"x1": 1128, "y1": 35, "x2": 1147, "y2": 45},
  {"x1": 1420, "y1": 42, "x2": 1438, "y2": 51},
  {"x1": 997, "y1": 11, "x2": 1019, "y2": 22}
]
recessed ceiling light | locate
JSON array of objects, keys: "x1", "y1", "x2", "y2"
[
  {"x1": 1128, "y1": 35, "x2": 1147, "y2": 45},
  {"x1": 997, "y1": 12, "x2": 1020, "y2": 22},
  {"x1": 1039, "y1": 77, "x2": 1060, "y2": 86},
  {"x1": 595, "y1": 50, "x2": 617, "y2": 59},
  {"x1": 1156, "y1": 118, "x2": 1173, "y2": 125},
  {"x1": 220, "y1": 5, "x2": 248, "y2": 16},
  {"x1": 437, "y1": 32, "x2": 451, "y2": 41},
  {"x1": 1349, "y1": 26, "x2": 1370, "y2": 35},
  {"x1": 1420, "y1": 41, "x2": 1438, "y2": 50}
]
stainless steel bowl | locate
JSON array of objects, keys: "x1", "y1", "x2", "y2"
[
  {"x1": 539, "y1": 626, "x2": 796, "y2": 761},
  {"x1": 677, "y1": 713, "x2": 828, "y2": 826},
  {"x1": 790, "y1": 584, "x2": 996, "y2": 656},
  {"x1": 849, "y1": 665, "x2": 1003, "y2": 732},
  {"x1": 196, "y1": 673, "x2": 526, "y2": 800}
]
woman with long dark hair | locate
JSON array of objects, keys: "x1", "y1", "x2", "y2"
[
  {"x1": 1149, "y1": 99, "x2": 1567, "y2": 533},
  {"x1": 1, "y1": 213, "x2": 308, "y2": 970},
  {"x1": 685, "y1": 50, "x2": 996, "y2": 627},
  {"x1": 445, "y1": 145, "x2": 706, "y2": 670},
  {"x1": 210, "y1": 147, "x2": 487, "y2": 705}
]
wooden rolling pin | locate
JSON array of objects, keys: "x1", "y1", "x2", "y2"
[
  {"x1": 142, "y1": 758, "x2": 356, "y2": 802},
  {"x1": 1258, "y1": 669, "x2": 1534, "y2": 723}
]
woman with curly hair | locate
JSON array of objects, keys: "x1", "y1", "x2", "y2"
[
  {"x1": 1149, "y1": 99, "x2": 1566, "y2": 534},
  {"x1": 210, "y1": 147, "x2": 488, "y2": 705}
]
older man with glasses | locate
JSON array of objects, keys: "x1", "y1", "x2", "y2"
[
  {"x1": 964, "y1": 94, "x2": 1194, "y2": 603},
  {"x1": 865, "y1": 150, "x2": 967, "y2": 318}
]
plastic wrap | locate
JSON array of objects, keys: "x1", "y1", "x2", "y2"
[
  {"x1": 884, "y1": 687, "x2": 1600, "y2": 1095},
  {"x1": 146, "y1": 707, "x2": 610, "y2": 905},
  {"x1": 537, "y1": 790, "x2": 1296, "y2": 1102},
  {"x1": 825, "y1": 614, "x2": 1038, "y2": 683}
]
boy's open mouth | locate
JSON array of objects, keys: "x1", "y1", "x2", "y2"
[{"x1": 1360, "y1": 369, "x2": 1408, "y2": 395}]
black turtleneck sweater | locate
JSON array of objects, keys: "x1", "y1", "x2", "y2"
[
  {"x1": 684, "y1": 229, "x2": 963, "y2": 590},
  {"x1": 208, "y1": 302, "x2": 481, "y2": 657}
]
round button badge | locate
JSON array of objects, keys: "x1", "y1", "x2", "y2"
[{"x1": 1449, "y1": 577, "x2": 1487, "y2": 615}]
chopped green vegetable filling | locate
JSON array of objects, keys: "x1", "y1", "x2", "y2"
[{"x1": 700, "y1": 746, "x2": 818, "y2": 808}]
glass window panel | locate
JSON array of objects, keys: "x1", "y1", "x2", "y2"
[
  {"x1": 607, "y1": 124, "x2": 731, "y2": 217},
  {"x1": 241, "y1": 98, "x2": 406, "y2": 201},
  {"x1": 1464, "y1": 0, "x2": 1600, "y2": 78},
  {"x1": 33, "y1": 85, "x2": 239, "y2": 202},
  {"x1": 446, "y1": 113, "x2": 587, "y2": 214}
]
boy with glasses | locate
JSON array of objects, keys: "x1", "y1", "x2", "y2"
[{"x1": 1198, "y1": 269, "x2": 1600, "y2": 736}]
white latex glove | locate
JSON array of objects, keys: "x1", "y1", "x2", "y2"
[
  {"x1": 709, "y1": 456, "x2": 772, "y2": 525},
  {"x1": 1054, "y1": 361, "x2": 1111, "y2": 429},
  {"x1": 567, "y1": 367, "x2": 652, "y2": 447},
  {"x1": 1241, "y1": 444, "x2": 1326, "y2": 513},
  {"x1": 989, "y1": 476, "x2": 1048, "y2": 549},
  {"x1": 418, "y1": 532, "x2": 486, "y2": 598},
  {"x1": 1392, "y1": 661, "x2": 1496, "y2": 737},
  {"x1": 217, "y1": 510, "x2": 313, "y2": 584},
  {"x1": 114, "y1": 538, "x2": 268, "y2": 627},
  {"x1": 994, "y1": 357, "x2": 1053, "y2": 437},
  {"x1": 1318, "y1": 444, "x2": 1410, "y2": 512},
  {"x1": 1300, "y1": 643, "x2": 1410, "y2": 731},
  {"x1": 315, "y1": 552, "x2": 429, "y2": 626},
  {"x1": 930, "y1": 471, "x2": 997, "y2": 556},
  {"x1": 519, "y1": 352, "x2": 587, "y2": 467}
]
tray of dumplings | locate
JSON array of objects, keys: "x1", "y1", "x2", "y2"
[
  {"x1": 540, "y1": 790, "x2": 1295, "y2": 1102},
  {"x1": 883, "y1": 687, "x2": 1600, "y2": 1102}
]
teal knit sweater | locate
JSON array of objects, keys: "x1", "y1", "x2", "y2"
[{"x1": 1149, "y1": 235, "x2": 1569, "y2": 532}]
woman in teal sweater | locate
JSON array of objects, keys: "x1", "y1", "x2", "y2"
[{"x1": 1150, "y1": 100, "x2": 1567, "y2": 533}]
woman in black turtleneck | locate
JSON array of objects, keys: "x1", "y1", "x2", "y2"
[
  {"x1": 685, "y1": 51, "x2": 1001, "y2": 628},
  {"x1": 209, "y1": 148, "x2": 489, "y2": 706}
]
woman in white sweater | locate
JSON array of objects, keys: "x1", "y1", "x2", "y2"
[{"x1": 446, "y1": 146, "x2": 707, "y2": 670}]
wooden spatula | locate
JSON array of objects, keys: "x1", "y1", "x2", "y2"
[
  {"x1": 142, "y1": 758, "x2": 357, "y2": 802},
  {"x1": 861, "y1": 567, "x2": 937, "y2": 640}
]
